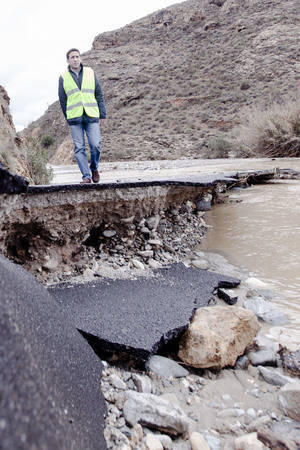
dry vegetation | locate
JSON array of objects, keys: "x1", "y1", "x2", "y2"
[{"x1": 233, "y1": 99, "x2": 300, "y2": 158}]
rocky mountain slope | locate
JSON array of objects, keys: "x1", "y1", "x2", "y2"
[
  {"x1": 23, "y1": 0, "x2": 300, "y2": 164},
  {"x1": 0, "y1": 86, "x2": 26, "y2": 174}
]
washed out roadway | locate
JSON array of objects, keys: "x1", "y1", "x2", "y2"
[{"x1": 50, "y1": 263, "x2": 240, "y2": 362}]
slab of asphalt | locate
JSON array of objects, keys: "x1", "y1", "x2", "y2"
[
  {"x1": 49, "y1": 263, "x2": 240, "y2": 363},
  {"x1": 27, "y1": 172, "x2": 238, "y2": 194},
  {"x1": 0, "y1": 255, "x2": 107, "y2": 450}
]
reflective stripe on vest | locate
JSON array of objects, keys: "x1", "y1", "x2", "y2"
[{"x1": 62, "y1": 67, "x2": 100, "y2": 119}]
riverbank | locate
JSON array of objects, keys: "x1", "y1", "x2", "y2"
[{"x1": 95, "y1": 249, "x2": 299, "y2": 449}]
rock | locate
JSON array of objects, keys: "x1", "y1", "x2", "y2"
[
  {"x1": 146, "y1": 433, "x2": 164, "y2": 450},
  {"x1": 103, "y1": 229, "x2": 116, "y2": 238},
  {"x1": 278, "y1": 381, "x2": 300, "y2": 421},
  {"x1": 196, "y1": 196, "x2": 212, "y2": 212},
  {"x1": 247, "y1": 416, "x2": 271, "y2": 433},
  {"x1": 258, "y1": 366, "x2": 294, "y2": 386},
  {"x1": 148, "y1": 259, "x2": 162, "y2": 269},
  {"x1": 146, "y1": 215, "x2": 161, "y2": 230},
  {"x1": 104, "y1": 425, "x2": 130, "y2": 448},
  {"x1": 246, "y1": 408, "x2": 256, "y2": 419},
  {"x1": 245, "y1": 278, "x2": 269, "y2": 290},
  {"x1": 244, "y1": 296, "x2": 288, "y2": 325},
  {"x1": 247, "y1": 349, "x2": 277, "y2": 367},
  {"x1": 257, "y1": 420, "x2": 300, "y2": 450},
  {"x1": 218, "y1": 287, "x2": 238, "y2": 305},
  {"x1": 138, "y1": 250, "x2": 154, "y2": 258},
  {"x1": 200, "y1": 432, "x2": 221, "y2": 450},
  {"x1": 82, "y1": 267, "x2": 95, "y2": 278},
  {"x1": 148, "y1": 239, "x2": 163, "y2": 246},
  {"x1": 132, "y1": 259, "x2": 145, "y2": 270},
  {"x1": 123, "y1": 391, "x2": 190, "y2": 435},
  {"x1": 130, "y1": 423, "x2": 143, "y2": 446},
  {"x1": 192, "y1": 259, "x2": 210, "y2": 270},
  {"x1": 164, "y1": 244, "x2": 175, "y2": 253},
  {"x1": 234, "y1": 432, "x2": 264, "y2": 449},
  {"x1": 141, "y1": 226, "x2": 151, "y2": 235},
  {"x1": 132, "y1": 373, "x2": 153, "y2": 393},
  {"x1": 121, "y1": 215, "x2": 135, "y2": 224},
  {"x1": 234, "y1": 355, "x2": 249, "y2": 370},
  {"x1": 279, "y1": 348, "x2": 300, "y2": 377},
  {"x1": 109, "y1": 373, "x2": 127, "y2": 390},
  {"x1": 156, "y1": 434, "x2": 173, "y2": 449},
  {"x1": 43, "y1": 257, "x2": 59, "y2": 271},
  {"x1": 189, "y1": 431, "x2": 210, "y2": 450},
  {"x1": 178, "y1": 306, "x2": 260, "y2": 369},
  {"x1": 146, "y1": 355, "x2": 189, "y2": 378},
  {"x1": 254, "y1": 333, "x2": 280, "y2": 353}
]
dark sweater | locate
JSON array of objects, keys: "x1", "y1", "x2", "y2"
[{"x1": 58, "y1": 64, "x2": 106, "y2": 124}]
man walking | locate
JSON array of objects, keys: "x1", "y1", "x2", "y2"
[{"x1": 58, "y1": 48, "x2": 106, "y2": 183}]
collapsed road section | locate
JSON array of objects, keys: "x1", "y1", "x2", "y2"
[{"x1": 0, "y1": 168, "x2": 276, "y2": 283}]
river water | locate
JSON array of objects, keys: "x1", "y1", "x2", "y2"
[{"x1": 201, "y1": 179, "x2": 300, "y2": 350}]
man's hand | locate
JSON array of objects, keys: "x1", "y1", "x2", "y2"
[{"x1": 100, "y1": 119, "x2": 106, "y2": 127}]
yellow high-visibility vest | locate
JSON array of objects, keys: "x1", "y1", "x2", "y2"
[{"x1": 62, "y1": 67, "x2": 100, "y2": 119}]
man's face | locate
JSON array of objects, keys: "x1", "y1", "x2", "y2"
[{"x1": 67, "y1": 51, "x2": 81, "y2": 70}]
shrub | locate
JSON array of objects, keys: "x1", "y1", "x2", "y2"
[
  {"x1": 233, "y1": 100, "x2": 300, "y2": 157},
  {"x1": 207, "y1": 136, "x2": 231, "y2": 158},
  {"x1": 41, "y1": 134, "x2": 54, "y2": 148},
  {"x1": 24, "y1": 138, "x2": 53, "y2": 185}
]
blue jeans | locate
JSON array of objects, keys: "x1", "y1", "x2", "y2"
[{"x1": 69, "y1": 119, "x2": 101, "y2": 180}]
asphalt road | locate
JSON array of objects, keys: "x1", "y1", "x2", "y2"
[{"x1": 50, "y1": 157, "x2": 300, "y2": 185}]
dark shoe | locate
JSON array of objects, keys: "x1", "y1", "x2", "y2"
[
  {"x1": 80, "y1": 178, "x2": 92, "y2": 184},
  {"x1": 92, "y1": 170, "x2": 100, "y2": 183}
]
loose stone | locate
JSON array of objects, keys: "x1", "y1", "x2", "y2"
[
  {"x1": 191, "y1": 259, "x2": 210, "y2": 270},
  {"x1": 146, "y1": 355, "x2": 189, "y2": 378},
  {"x1": 132, "y1": 373, "x2": 153, "y2": 393},
  {"x1": 189, "y1": 431, "x2": 210, "y2": 450},
  {"x1": 146, "y1": 215, "x2": 161, "y2": 230},
  {"x1": 234, "y1": 432, "x2": 264, "y2": 449},
  {"x1": 103, "y1": 230, "x2": 117, "y2": 238},
  {"x1": 109, "y1": 373, "x2": 127, "y2": 390},
  {"x1": 156, "y1": 434, "x2": 173, "y2": 449},
  {"x1": 244, "y1": 296, "x2": 288, "y2": 325},
  {"x1": 246, "y1": 416, "x2": 271, "y2": 433},
  {"x1": 247, "y1": 349, "x2": 277, "y2": 367},
  {"x1": 257, "y1": 366, "x2": 294, "y2": 386},
  {"x1": 132, "y1": 259, "x2": 145, "y2": 270},
  {"x1": 278, "y1": 381, "x2": 300, "y2": 421},
  {"x1": 123, "y1": 391, "x2": 190, "y2": 435},
  {"x1": 145, "y1": 433, "x2": 164, "y2": 450}
]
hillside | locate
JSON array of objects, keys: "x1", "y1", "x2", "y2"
[
  {"x1": 23, "y1": 0, "x2": 300, "y2": 164},
  {"x1": 0, "y1": 86, "x2": 31, "y2": 178}
]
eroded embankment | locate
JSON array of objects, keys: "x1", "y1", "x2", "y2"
[{"x1": 0, "y1": 171, "x2": 275, "y2": 283}]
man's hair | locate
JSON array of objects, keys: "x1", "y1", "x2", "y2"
[{"x1": 66, "y1": 48, "x2": 80, "y2": 59}]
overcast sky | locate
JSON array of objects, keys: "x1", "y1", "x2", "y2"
[{"x1": 1, "y1": 0, "x2": 182, "y2": 130}]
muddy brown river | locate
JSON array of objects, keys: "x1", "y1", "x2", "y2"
[{"x1": 201, "y1": 179, "x2": 300, "y2": 350}]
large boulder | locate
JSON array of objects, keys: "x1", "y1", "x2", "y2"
[
  {"x1": 0, "y1": 255, "x2": 107, "y2": 449},
  {"x1": 178, "y1": 306, "x2": 260, "y2": 369}
]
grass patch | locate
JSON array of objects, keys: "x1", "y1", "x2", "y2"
[{"x1": 24, "y1": 138, "x2": 53, "y2": 185}]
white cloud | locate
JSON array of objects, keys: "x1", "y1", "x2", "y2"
[{"x1": 1, "y1": 0, "x2": 182, "y2": 130}]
